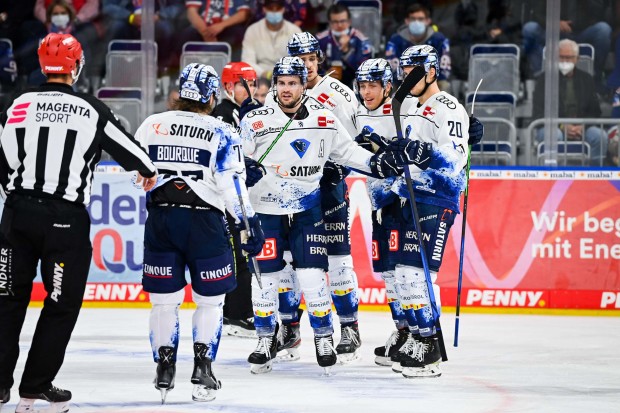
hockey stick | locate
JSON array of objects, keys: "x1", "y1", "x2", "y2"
[
  {"x1": 391, "y1": 66, "x2": 448, "y2": 362},
  {"x1": 258, "y1": 71, "x2": 334, "y2": 164},
  {"x1": 240, "y1": 76, "x2": 257, "y2": 105},
  {"x1": 454, "y1": 78, "x2": 483, "y2": 347},
  {"x1": 232, "y1": 174, "x2": 263, "y2": 289}
]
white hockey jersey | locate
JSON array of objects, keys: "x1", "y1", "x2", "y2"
[
  {"x1": 240, "y1": 103, "x2": 374, "y2": 215},
  {"x1": 392, "y1": 91, "x2": 469, "y2": 212},
  {"x1": 135, "y1": 110, "x2": 254, "y2": 222}
]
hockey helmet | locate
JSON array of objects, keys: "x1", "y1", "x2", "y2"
[
  {"x1": 38, "y1": 33, "x2": 84, "y2": 80},
  {"x1": 287, "y1": 32, "x2": 325, "y2": 63},
  {"x1": 399, "y1": 44, "x2": 439, "y2": 79},
  {"x1": 179, "y1": 63, "x2": 220, "y2": 104},
  {"x1": 272, "y1": 56, "x2": 308, "y2": 85},
  {"x1": 221, "y1": 62, "x2": 257, "y2": 85},
  {"x1": 354, "y1": 58, "x2": 392, "y2": 91}
]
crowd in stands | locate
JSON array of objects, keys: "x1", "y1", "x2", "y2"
[{"x1": 2, "y1": 0, "x2": 620, "y2": 166}]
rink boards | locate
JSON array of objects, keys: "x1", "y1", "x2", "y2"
[{"x1": 8, "y1": 167, "x2": 620, "y2": 312}]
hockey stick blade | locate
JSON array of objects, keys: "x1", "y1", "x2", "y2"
[
  {"x1": 232, "y1": 174, "x2": 263, "y2": 288},
  {"x1": 391, "y1": 65, "x2": 448, "y2": 361}
]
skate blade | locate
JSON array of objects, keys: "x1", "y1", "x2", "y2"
[
  {"x1": 223, "y1": 325, "x2": 256, "y2": 339},
  {"x1": 16, "y1": 399, "x2": 70, "y2": 413},
  {"x1": 337, "y1": 349, "x2": 361, "y2": 365},
  {"x1": 276, "y1": 348, "x2": 300, "y2": 362},
  {"x1": 321, "y1": 367, "x2": 333, "y2": 377},
  {"x1": 192, "y1": 385, "x2": 217, "y2": 402},
  {"x1": 402, "y1": 364, "x2": 442, "y2": 378},
  {"x1": 250, "y1": 360, "x2": 273, "y2": 374},
  {"x1": 374, "y1": 356, "x2": 392, "y2": 366},
  {"x1": 391, "y1": 362, "x2": 403, "y2": 373},
  {"x1": 159, "y1": 388, "x2": 170, "y2": 404}
]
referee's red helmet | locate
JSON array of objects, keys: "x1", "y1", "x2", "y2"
[{"x1": 38, "y1": 33, "x2": 84, "y2": 79}]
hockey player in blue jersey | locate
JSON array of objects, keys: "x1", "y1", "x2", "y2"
[
  {"x1": 135, "y1": 63, "x2": 265, "y2": 402},
  {"x1": 239, "y1": 56, "x2": 426, "y2": 374}
]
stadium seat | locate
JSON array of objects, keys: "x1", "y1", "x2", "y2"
[
  {"x1": 466, "y1": 92, "x2": 516, "y2": 122},
  {"x1": 180, "y1": 42, "x2": 231, "y2": 80},
  {"x1": 105, "y1": 40, "x2": 157, "y2": 88},
  {"x1": 537, "y1": 141, "x2": 591, "y2": 166},
  {"x1": 470, "y1": 117, "x2": 517, "y2": 166},
  {"x1": 336, "y1": 0, "x2": 381, "y2": 54},
  {"x1": 96, "y1": 88, "x2": 142, "y2": 134},
  {"x1": 468, "y1": 44, "x2": 520, "y2": 96}
]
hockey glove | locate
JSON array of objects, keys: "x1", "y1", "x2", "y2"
[
  {"x1": 320, "y1": 161, "x2": 350, "y2": 188},
  {"x1": 239, "y1": 215, "x2": 265, "y2": 257},
  {"x1": 386, "y1": 137, "x2": 433, "y2": 170},
  {"x1": 354, "y1": 126, "x2": 391, "y2": 153},
  {"x1": 468, "y1": 116, "x2": 484, "y2": 146},
  {"x1": 244, "y1": 156, "x2": 266, "y2": 188},
  {"x1": 369, "y1": 151, "x2": 403, "y2": 178},
  {"x1": 239, "y1": 97, "x2": 263, "y2": 121}
]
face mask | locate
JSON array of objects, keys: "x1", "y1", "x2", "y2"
[
  {"x1": 331, "y1": 28, "x2": 349, "y2": 37},
  {"x1": 51, "y1": 14, "x2": 70, "y2": 29},
  {"x1": 558, "y1": 62, "x2": 574, "y2": 76},
  {"x1": 265, "y1": 11, "x2": 284, "y2": 25},
  {"x1": 408, "y1": 20, "x2": 426, "y2": 36}
]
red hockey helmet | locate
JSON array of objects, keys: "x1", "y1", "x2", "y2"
[
  {"x1": 38, "y1": 33, "x2": 84, "y2": 79},
  {"x1": 221, "y1": 62, "x2": 257, "y2": 85}
]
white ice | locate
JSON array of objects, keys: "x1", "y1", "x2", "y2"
[{"x1": 2, "y1": 308, "x2": 619, "y2": 412}]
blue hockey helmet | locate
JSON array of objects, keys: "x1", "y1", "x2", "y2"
[
  {"x1": 355, "y1": 58, "x2": 392, "y2": 89},
  {"x1": 179, "y1": 63, "x2": 220, "y2": 104},
  {"x1": 272, "y1": 56, "x2": 308, "y2": 85},
  {"x1": 398, "y1": 45, "x2": 439, "y2": 79},
  {"x1": 287, "y1": 32, "x2": 325, "y2": 63}
]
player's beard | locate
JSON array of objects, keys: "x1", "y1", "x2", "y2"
[{"x1": 280, "y1": 94, "x2": 303, "y2": 110}]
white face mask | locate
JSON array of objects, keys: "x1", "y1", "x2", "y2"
[
  {"x1": 408, "y1": 21, "x2": 426, "y2": 36},
  {"x1": 558, "y1": 61, "x2": 575, "y2": 75},
  {"x1": 331, "y1": 28, "x2": 349, "y2": 37},
  {"x1": 51, "y1": 14, "x2": 70, "y2": 29}
]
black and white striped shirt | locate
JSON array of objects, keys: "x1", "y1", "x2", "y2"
[{"x1": 0, "y1": 83, "x2": 156, "y2": 205}]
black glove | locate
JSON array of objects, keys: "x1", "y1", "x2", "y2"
[
  {"x1": 320, "y1": 161, "x2": 350, "y2": 188},
  {"x1": 369, "y1": 151, "x2": 403, "y2": 178},
  {"x1": 354, "y1": 126, "x2": 391, "y2": 153},
  {"x1": 239, "y1": 97, "x2": 263, "y2": 121},
  {"x1": 238, "y1": 215, "x2": 265, "y2": 257},
  {"x1": 468, "y1": 116, "x2": 484, "y2": 146},
  {"x1": 386, "y1": 137, "x2": 433, "y2": 170},
  {"x1": 244, "y1": 156, "x2": 266, "y2": 188}
]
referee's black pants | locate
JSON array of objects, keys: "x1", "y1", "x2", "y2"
[{"x1": 0, "y1": 193, "x2": 92, "y2": 394}]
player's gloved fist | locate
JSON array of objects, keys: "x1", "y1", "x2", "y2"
[
  {"x1": 320, "y1": 160, "x2": 350, "y2": 188},
  {"x1": 369, "y1": 151, "x2": 403, "y2": 178},
  {"x1": 239, "y1": 97, "x2": 263, "y2": 121},
  {"x1": 468, "y1": 116, "x2": 484, "y2": 146},
  {"x1": 239, "y1": 215, "x2": 265, "y2": 257},
  {"x1": 244, "y1": 156, "x2": 266, "y2": 188},
  {"x1": 354, "y1": 126, "x2": 391, "y2": 153},
  {"x1": 386, "y1": 137, "x2": 433, "y2": 170}
]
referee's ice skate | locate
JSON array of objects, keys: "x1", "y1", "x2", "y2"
[
  {"x1": 15, "y1": 386, "x2": 71, "y2": 413},
  {"x1": 223, "y1": 316, "x2": 257, "y2": 338}
]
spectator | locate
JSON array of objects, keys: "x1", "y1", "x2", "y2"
[
  {"x1": 385, "y1": 4, "x2": 451, "y2": 90},
  {"x1": 254, "y1": 77, "x2": 270, "y2": 103},
  {"x1": 316, "y1": 3, "x2": 372, "y2": 87},
  {"x1": 241, "y1": 0, "x2": 301, "y2": 79},
  {"x1": 533, "y1": 39, "x2": 608, "y2": 166},
  {"x1": 252, "y1": 0, "x2": 307, "y2": 27},
  {"x1": 35, "y1": 0, "x2": 100, "y2": 24},
  {"x1": 180, "y1": 0, "x2": 252, "y2": 61},
  {"x1": 102, "y1": 0, "x2": 184, "y2": 76},
  {"x1": 522, "y1": 0, "x2": 612, "y2": 84}
]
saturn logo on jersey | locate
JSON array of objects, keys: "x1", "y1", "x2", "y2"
[
  {"x1": 291, "y1": 138, "x2": 311, "y2": 158},
  {"x1": 200, "y1": 264, "x2": 233, "y2": 281},
  {"x1": 152, "y1": 123, "x2": 169, "y2": 135}
]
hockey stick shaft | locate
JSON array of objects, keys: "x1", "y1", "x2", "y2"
[
  {"x1": 391, "y1": 67, "x2": 447, "y2": 361},
  {"x1": 454, "y1": 78, "x2": 483, "y2": 347},
  {"x1": 232, "y1": 174, "x2": 263, "y2": 289},
  {"x1": 257, "y1": 71, "x2": 334, "y2": 164}
]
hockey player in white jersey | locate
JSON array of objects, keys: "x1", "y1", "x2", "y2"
[
  {"x1": 387, "y1": 45, "x2": 470, "y2": 378},
  {"x1": 281, "y1": 32, "x2": 365, "y2": 362},
  {"x1": 135, "y1": 63, "x2": 265, "y2": 402},
  {"x1": 239, "y1": 56, "x2": 420, "y2": 374}
]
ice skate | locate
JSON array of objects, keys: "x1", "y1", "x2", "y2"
[
  {"x1": 223, "y1": 316, "x2": 257, "y2": 338},
  {"x1": 276, "y1": 321, "x2": 301, "y2": 362},
  {"x1": 390, "y1": 332, "x2": 419, "y2": 373},
  {"x1": 374, "y1": 329, "x2": 409, "y2": 366},
  {"x1": 314, "y1": 335, "x2": 337, "y2": 375},
  {"x1": 0, "y1": 388, "x2": 9, "y2": 412},
  {"x1": 401, "y1": 335, "x2": 442, "y2": 378},
  {"x1": 191, "y1": 343, "x2": 221, "y2": 402},
  {"x1": 16, "y1": 385, "x2": 71, "y2": 413},
  {"x1": 336, "y1": 324, "x2": 361, "y2": 364},
  {"x1": 154, "y1": 346, "x2": 176, "y2": 404},
  {"x1": 248, "y1": 324, "x2": 279, "y2": 374}
]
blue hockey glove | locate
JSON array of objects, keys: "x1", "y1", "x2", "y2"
[
  {"x1": 244, "y1": 156, "x2": 266, "y2": 188},
  {"x1": 239, "y1": 97, "x2": 263, "y2": 121},
  {"x1": 386, "y1": 137, "x2": 433, "y2": 170},
  {"x1": 369, "y1": 151, "x2": 404, "y2": 178},
  {"x1": 239, "y1": 215, "x2": 265, "y2": 257},
  {"x1": 354, "y1": 126, "x2": 391, "y2": 153},
  {"x1": 320, "y1": 161, "x2": 350, "y2": 188},
  {"x1": 468, "y1": 116, "x2": 484, "y2": 146}
]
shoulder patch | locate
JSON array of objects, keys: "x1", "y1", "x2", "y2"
[{"x1": 383, "y1": 103, "x2": 392, "y2": 114}]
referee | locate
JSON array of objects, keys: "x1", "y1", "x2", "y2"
[{"x1": 0, "y1": 33, "x2": 156, "y2": 410}]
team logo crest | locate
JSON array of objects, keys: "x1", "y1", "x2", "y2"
[{"x1": 291, "y1": 138, "x2": 311, "y2": 158}]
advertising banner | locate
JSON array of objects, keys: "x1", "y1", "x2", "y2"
[{"x1": 18, "y1": 169, "x2": 620, "y2": 311}]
